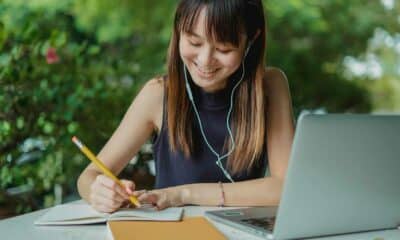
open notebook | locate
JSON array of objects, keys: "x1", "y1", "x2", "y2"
[{"x1": 34, "y1": 202, "x2": 183, "y2": 225}]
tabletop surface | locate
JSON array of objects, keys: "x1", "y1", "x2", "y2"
[{"x1": 1, "y1": 201, "x2": 399, "y2": 240}]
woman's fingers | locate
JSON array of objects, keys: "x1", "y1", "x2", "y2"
[
  {"x1": 92, "y1": 185, "x2": 174, "y2": 211},
  {"x1": 136, "y1": 190, "x2": 170, "y2": 210},
  {"x1": 92, "y1": 204, "x2": 113, "y2": 213},
  {"x1": 92, "y1": 193, "x2": 124, "y2": 212},
  {"x1": 137, "y1": 191, "x2": 159, "y2": 205},
  {"x1": 121, "y1": 180, "x2": 136, "y2": 195},
  {"x1": 133, "y1": 189, "x2": 147, "y2": 197},
  {"x1": 97, "y1": 185, "x2": 126, "y2": 203},
  {"x1": 156, "y1": 197, "x2": 168, "y2": 210},
  {"x1": 137, "y1": 191, "x2": 150, "y2": 203},
  {"x1": 94, "y1": 202, "x2": 120, "y2": 213},
  {"x1": 90, "y1": 175, "x2": 136, "y2": 212},
  {"x1": 96, "y1": 175, "x2": 130, "y2": 199}
]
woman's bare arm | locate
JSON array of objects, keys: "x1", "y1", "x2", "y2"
[{"x1": 77, "y1": 78, "x2": 164, "y2": 204}]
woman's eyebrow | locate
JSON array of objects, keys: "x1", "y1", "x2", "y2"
[
  {"x1": 185, "y1": 30, "x2": 202, "y2": 39},
  {"x1": 185, "y1": 30, "x2": 238, "y2": 48}
]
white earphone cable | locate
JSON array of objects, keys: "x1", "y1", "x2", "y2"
[
  {"x1": 184, "y1": 61, "x2": 246, "y2": 183},
  {"x1": 183, "y1": 42, "x2": 252, "y2": 182}
]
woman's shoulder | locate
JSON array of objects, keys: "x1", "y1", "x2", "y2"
[
  {"x1": 262, "y1": 67, "x2": 292, "y2": 115},
  {"x1": 139, "y1": 76, "x2": 165, "y2": 102},
  {"x1": 137, "y1": 76, "x2": 165, "y2": 131},
  {"x1": 263, "y1": 66, "x2": 290, "y2": 98},
  {"x1": 142, "y1": 75, "x2": 165, "y2": 92},
  {"x1": 264, "y1": 67, "x2": 288, "y2": 87}
]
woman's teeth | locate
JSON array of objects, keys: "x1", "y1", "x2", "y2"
[{"x1": 196, "y1": 66, "x2": 217, "y2": 75}]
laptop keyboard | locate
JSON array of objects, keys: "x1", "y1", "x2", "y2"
[{"x1": 240, "y1": 217, "x2": 276, "y2": 231}]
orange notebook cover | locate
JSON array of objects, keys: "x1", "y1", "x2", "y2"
[{"x1": 107, "y1": 217, "x2": 227, "y2": 240}]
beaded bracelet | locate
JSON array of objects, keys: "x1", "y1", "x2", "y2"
[{"x1": 218, "y1": 181, "x2": 226, "y2": 207}]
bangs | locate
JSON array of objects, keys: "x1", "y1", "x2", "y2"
[{"x1": 178, "y1": 1, "x2": 245, "y2": 47}]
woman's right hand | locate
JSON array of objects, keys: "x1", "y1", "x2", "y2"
[{"x1": 89, "y1": 174, "x2": 135, "y2": 213}]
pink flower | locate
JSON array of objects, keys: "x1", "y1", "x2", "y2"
[{"x1": 46, "y1": 47, "x2": 60, "y2": 64}]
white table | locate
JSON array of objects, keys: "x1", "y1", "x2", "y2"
[{"x1": 1, "y1": 201, "x2": 399, "y2": 240}]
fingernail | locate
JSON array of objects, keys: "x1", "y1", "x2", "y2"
[{"x1": 126, "y1": 187, "x2": 133, "y2": 195}]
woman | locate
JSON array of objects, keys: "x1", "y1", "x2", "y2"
[{"x1": 77, "y1": 0, "x2": 294, "y2": 212}]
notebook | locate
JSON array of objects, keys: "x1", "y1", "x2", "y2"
[
  {"x1": 107, "y1": 217, "x2": 227, "y2": 240},
  {"x1": 34, "y1": 202, "x2": 183, "y2": 225}
]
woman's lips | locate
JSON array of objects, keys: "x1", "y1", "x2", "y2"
[{"x1": 193, "y1": 62, "x2": 219, "y2": 78}]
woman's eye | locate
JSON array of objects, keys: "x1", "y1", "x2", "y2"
[
  {"x1": 189, "y1": 41, "x2": 201, "y2": 47},
  {"x1": 217, "y1": 48, "x2": 233, "y2": 54}
]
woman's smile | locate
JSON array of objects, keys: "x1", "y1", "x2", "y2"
[{"x1": 193, "y1": 62, "x2": 220, "y2": 79}]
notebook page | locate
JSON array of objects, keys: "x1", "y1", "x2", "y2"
[
  {"x1": 34, "y1": 203, "x2": 108, "y2": 225},
  {"x1": 109, "y1": 206, "x2": 183, "y2": 221}
]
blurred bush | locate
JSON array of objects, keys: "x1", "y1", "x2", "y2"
[
  {"x1": 265, "y1": 0, "x2": 399, "y2": 114},
  {"x1": 0, "y1": 0, "x2": 399, "y2": 216},
  {"x1": 0, "y1": 0, "x2": 172, "y2": 215}
]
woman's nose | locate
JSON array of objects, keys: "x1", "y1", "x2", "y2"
[{"x1": 196, "y1": 48, "x2": 215, "y2": 67}]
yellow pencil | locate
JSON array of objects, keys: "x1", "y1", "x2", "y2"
[{"x1": 72, "y1": 136, "x2": 141, "y2": 208}]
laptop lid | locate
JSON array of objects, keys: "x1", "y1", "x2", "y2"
[{"x1": 273, "y1": 114, "x2": 400, "y2": 239}]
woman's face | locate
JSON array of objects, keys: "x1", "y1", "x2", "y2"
[{"x1": 179, "y1": 7, "x2": 247, "y2": 93}]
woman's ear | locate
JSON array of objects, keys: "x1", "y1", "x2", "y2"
[
  {"x1": 247, "y1": 29, "x2": 261, "y2": 49},
  {"x1": 244, "y1": 30, "x2": 261, "y2": 57},
  {"x1": 251, "y1": 29, "x2": 261, "y2": 43}
]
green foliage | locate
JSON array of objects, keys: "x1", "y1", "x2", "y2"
[
  {"x1": 264, "y1": 0, "x2": 393, "y2": 114},
  {"x1": 72, "y1": 0, "x2": 176, "y2": 43},
  {"x1": 0, "y1": 0, "x2": 150, "y2": 213},
  {"x1": 0, "y1": 0, "x2": 399, "y2": 216}
]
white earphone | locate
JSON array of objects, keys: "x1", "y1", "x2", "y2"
[
  {"x1": 183, "y1": 40, "x2": 254, "y2": 182},
  {"x1": 244, "y1": 41, "x2": 252, "y2": 58}
]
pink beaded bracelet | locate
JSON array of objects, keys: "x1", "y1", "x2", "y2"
[{"x1": 218, "y1": 181, "x2": 226, "y2": 207}]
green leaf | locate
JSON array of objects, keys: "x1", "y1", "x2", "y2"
[{"x1": 16, "y1": 117, "x2": 25, "y2": 129}]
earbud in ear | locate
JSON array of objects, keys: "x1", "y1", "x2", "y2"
[
  {"x1": 244, "y1": 46, "x2": 251, "y2": 57},
  {"x1": 244, "y1": 40, "x2": 254, "y2": 58}
]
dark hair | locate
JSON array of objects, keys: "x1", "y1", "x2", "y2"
[{"x1": 166, "y1": 0, "x2": 267, "y2": 174}]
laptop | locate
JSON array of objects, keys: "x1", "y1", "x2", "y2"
[{"x1": 205, "y1": 114, "x2": 400, "y2": 240}]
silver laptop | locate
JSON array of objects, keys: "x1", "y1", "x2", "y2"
[{"x1": 206, "y1": 114, "x2": 400, "y2": 240}]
